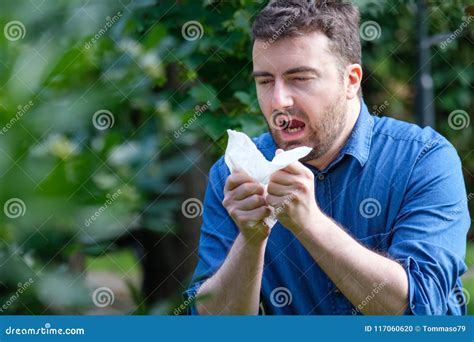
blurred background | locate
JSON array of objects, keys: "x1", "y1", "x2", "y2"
[{"x1": 0, "y1": 0, "x2": 472, "y2": 315}]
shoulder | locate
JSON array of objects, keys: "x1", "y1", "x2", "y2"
[
  {"x1": 371, "y1": 115, "x2": 458, "y2": 162},
  {"x1": 373, "y1": 115, "x2": 442, "y2": 144}
]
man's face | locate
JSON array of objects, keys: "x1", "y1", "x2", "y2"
[{"x1": 252, "y1": 32, "x2": 348, "y2": 162}]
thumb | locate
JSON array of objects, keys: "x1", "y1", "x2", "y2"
[{"x1": 275, "y1": 148, "x2": 284, "y2": 156}]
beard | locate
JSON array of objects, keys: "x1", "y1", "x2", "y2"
[{"x1": 267, "y1": 91, "x2": 348, "y2": 163}]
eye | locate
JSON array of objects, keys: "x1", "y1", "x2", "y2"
[
  {"x1": 293, "y1": 77, "x2": 310, "y2": 82},
  {"x1": 258, "y1": 79, "x2": 274, "y2": 85}
]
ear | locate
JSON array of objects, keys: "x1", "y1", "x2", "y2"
[{"x1": 345, "y1": 63, "x2": 363, "y2": 100}]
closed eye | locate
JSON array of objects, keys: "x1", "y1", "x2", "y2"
[
  {"x1": 258, "y1": 79, "x2": 274, "y2": 85},
  {"x1": 292, "y1": 77, "x2": 311, "y2": 82}
]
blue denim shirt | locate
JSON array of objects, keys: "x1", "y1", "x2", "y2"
[{"x1": 185, "y1": 100, "x2": 470, "y2": 315}]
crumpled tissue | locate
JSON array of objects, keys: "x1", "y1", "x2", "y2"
[{"x1": 224, "y1": 129, "x2": 312, "y2": 228}]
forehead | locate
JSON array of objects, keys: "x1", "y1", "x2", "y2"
[{"x1": 252, "y1": 31, "x2": 335, "y2": 73}]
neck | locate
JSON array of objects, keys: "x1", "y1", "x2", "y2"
[{"x1": 306, "y1": 98, "x2": 361, "y2": 171}]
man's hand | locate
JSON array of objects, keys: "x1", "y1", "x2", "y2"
[
  {"x1": 266, "y1": 149, "x2": 322, "y2": 233},
  {"x1": 223, "y1": 170, "x2": 272, "y2": 244},
  {"x1": 199, "y1": 170, "x2": 272, "y2": 315}
]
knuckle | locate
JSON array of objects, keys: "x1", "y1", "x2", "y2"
[
  {"x1": 228, "y1": 207, "x2": 237, "y2": 218},
  {"x1": 247, "y1": 183, "x2": 261, "y2": 197},
  {"x1": 295, "y1": 182, "x2": 307, "y2": 193},
  {"x1": 225, "y1": 176, "x2": 234, "y2": 187},
  {"x1": 266, "y1": 184, "x2": 275, "y2": 194},
  {"x1": 246, "y1": 194, "x2": 256, "y2": 205},
  {"x1": 255, "y1": 186, "x2": 265, "y2": 196},
  {"x1": 222, "y1": 196, "x2": 230, "y2": 207},
  {"x1": 290, "y1": 191, "x2": 302, "y2": 202},
  {"x1": 251, "y1": 194, "x2": 263, "y2": 205},
  {"x1": 240, "y1": 183, "x2": 250, "y2": 194}
]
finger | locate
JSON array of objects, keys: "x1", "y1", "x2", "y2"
[
  {"x1": 280, "y1": 161, "x2": 310, "y2": 176},
  {"x1": 238, "y1": 206, "x2": 272, "y2": 223},
  {"x1": 231, "y1": 182, "x2": 265, "y2": 200},
  {"x1": 267, "y1": 182, "x2": 293, "y2": 197},
  {"x1": 269, "y1": 170, "x2": 297, "y2": 186},
  {"x1": 266, "y1": 194, "x2": 286, "y2": 208},
  {"x1": 235, "y1": 194, "x2": 267, "y2": 210},
  {"x1": 275, "y1": 148, "x2": 284, "y2": 155},
  {"x1": 224, "y1": 171, "x2": 256, "y2": 192}
]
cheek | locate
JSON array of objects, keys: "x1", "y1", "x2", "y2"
[
  {"x1": 296, "y1": 82, "x2": 338, "y2": 112},
  {"x1": 256, "y1": 86, "x2": 272, "y2": 114}
]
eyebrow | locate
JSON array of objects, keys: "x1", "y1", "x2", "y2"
[{"x1": 252, "y1": 66, "x2": 321, "y2": 78}]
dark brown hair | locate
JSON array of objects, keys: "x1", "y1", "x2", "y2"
[{"x1": 251, "y1": 0, "x2": 362, "y2": 70}]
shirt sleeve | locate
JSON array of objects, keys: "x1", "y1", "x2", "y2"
[
  {"x1": 183, "y1": 158, "x2": 239, "y2": 315},
  {"x1": 388, "y1": 137, "x2": 470, "y2": 315}
]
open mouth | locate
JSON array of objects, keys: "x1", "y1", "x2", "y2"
[{"x1": 281, "y1": 118, "x2": 306, "y2": 140}]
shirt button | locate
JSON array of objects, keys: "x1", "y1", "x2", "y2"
[
  {"x1": 333, "y1": 288, "x2": 342, "y2": 296},
  {"x1": 318, "y1": 173, "x2": 325, "y2": 180}
]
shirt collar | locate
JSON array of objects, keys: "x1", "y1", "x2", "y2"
[
  {"x1": 308, "y1": 99, "x2": 374, "y2": 173},
  {"x1": 338, "y1": 99, "x2": 374, "y2": 168}
]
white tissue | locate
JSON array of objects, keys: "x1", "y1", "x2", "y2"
[{"x1": 224, "y1": 129, "x2": 312, "y2": 228}]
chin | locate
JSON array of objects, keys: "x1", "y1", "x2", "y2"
[{"x1": 284, "y1": 141, "x2": 305, "y2": 149}]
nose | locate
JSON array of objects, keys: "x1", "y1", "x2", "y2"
[{"x1": 271, "y1": 79, "x2": 294, "y2": 110}]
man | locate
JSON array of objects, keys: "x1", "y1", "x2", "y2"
[{"x1": 184, "y1": 0, "x2": 470, "y2": 315}]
